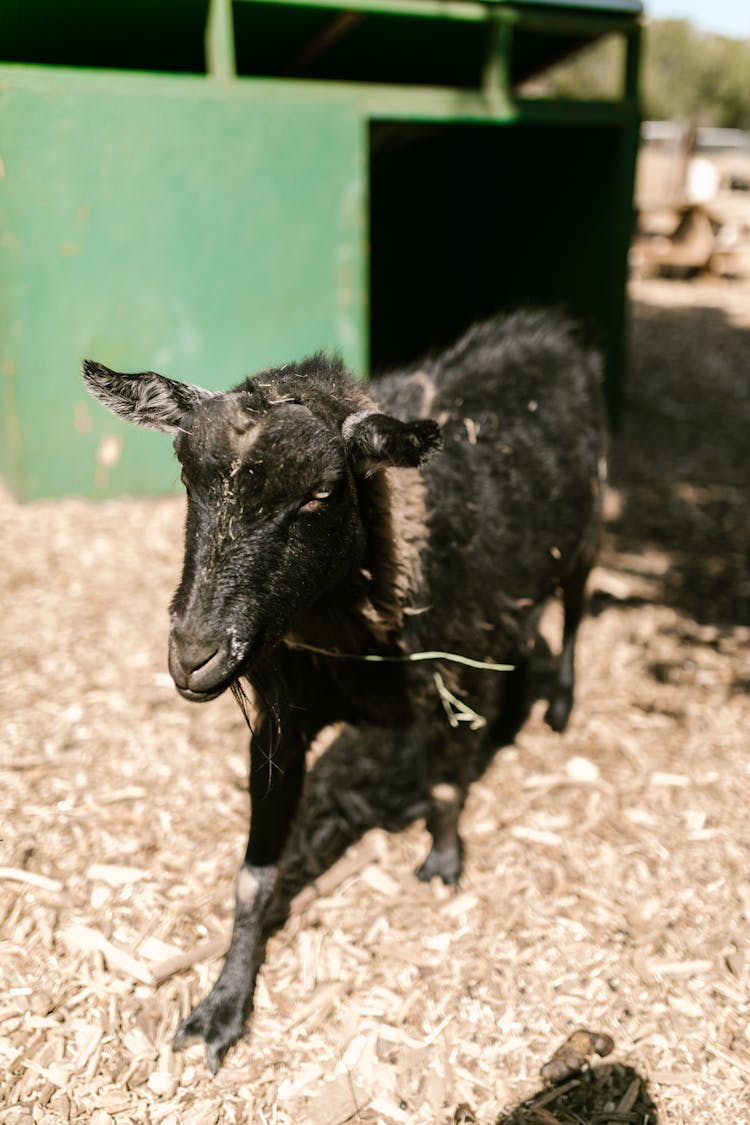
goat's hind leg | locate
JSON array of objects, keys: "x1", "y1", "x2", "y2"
[
  {"x1": 173, "y1": 715, "x2": 305, "y2": 1073},
  {"x1": 487, "y1": 656, "x2": 531, "y2": 747},
  {"x1": 545, "y1": 556, "x2": 591, "y2": 734}
]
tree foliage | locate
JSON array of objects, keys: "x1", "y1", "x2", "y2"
[{"x1": 534, "y1": 19, "x2": 750, "y2": 131}]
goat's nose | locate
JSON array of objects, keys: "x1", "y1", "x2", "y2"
[{"x1": 168, "y1": 627, "x2": 227, "y2": 693}]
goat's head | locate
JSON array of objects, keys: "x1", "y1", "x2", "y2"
[{"x1": 82, "y1": 359, "x2": 440, "y2": 702}]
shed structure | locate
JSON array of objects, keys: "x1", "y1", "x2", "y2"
[{"x1": 1, "y1": 0, "x2": 642, "y2": 499}]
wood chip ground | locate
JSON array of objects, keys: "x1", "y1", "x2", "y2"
[{"x1": 2, "y1": 277, "x2": 749, "y2": 1123}]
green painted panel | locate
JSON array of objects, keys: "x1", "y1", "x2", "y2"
[{"x1": 0, "y1": 68, "x2": 366, "y2": 499}]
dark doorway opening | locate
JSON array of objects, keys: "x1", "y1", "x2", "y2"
[{"x1": 369, "y1": 120, "x2": 626, "y2": 412}]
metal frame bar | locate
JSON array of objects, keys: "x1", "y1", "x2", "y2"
[{"x1": 205, "y1": 0, "x2": 237, "y2": 80}]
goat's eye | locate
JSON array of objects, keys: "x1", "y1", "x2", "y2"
[{"x1": 299, "y1": 485, "x2": 334, "y2": 513}]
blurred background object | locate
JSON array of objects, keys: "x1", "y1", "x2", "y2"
[
  {"x1": 631, "y1": 121, "x2": 750, "y2": 279},
  {"x1": 525, "y1": 12, "x2": 750, "y2": 282}
]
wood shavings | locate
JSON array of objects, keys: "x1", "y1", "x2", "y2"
[
  {"x1": 150, "y1": 937, "x2": 228, "y2": 985},
  {"x1": 649, "y1": 772, "x2": 691, "y2": 788},
  {"x1": 304, "y1": 1073, "x2": 366, "y2": 1125},
  {"x1": 648, "y1": 958, "x2": 714, "y2": 977},
  {"x1": 564, "y1": 756, "x2": 600, "y2": 783},
  {"x1": 277, "y1": 1062, "x2": 325, "y2": 1100},
  {"x1": 463, "y1": 418, "x2": 478, "y2": 445},
  {"x1": 86, "y1": 864, "x2": 152, "y2": 887},
  {"x1": 60, "y1": 925, "x2": 153, "y2": 984},
  {"x1": 0, "y1": 867, "x2": 64, "y2": 893},
  {"x1": 290, "y1": 981, "x2": 347, "y2": 1029},
  {"x1": 359, "y1": 864, "x2": 402, "y2": 898},
  {"x1": 509, "y1": 826, "x2": 564, "y2": 847}
]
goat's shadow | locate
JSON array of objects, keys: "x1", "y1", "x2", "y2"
[
  {"x1": 607, "y1": 298, "x2": 750, "y2": 631},
  {"x1": 267, "y1": 718, "x2": 438, "y2": 927},
  {"x1": 262, "y1": 639, "x2": 553, "y2": 935}
]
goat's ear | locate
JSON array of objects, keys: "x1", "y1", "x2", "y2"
[
  {"x1": 342, "y1": 410, "x2": 442, "y2": 472},
  {"x1": 81, "y1": 360, "x2": 215, "y2": 433}
]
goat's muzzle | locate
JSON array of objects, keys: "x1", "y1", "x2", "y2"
[{"x1": 168, "y1": 625, "x2": 236, "y2": 702}]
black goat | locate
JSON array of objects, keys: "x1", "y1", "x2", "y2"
[{"x1": 82, "y1": 309, "x2": 605, "y2": 1072}]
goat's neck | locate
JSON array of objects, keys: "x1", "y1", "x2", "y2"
[
  {"x1": 358, "y1": 466, "x2": 428, "y2": 641},
  {"x1": 286, "y1": 465, "x2": 429, "y2": 657}
]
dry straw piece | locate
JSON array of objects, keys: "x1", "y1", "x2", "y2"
[{"x1": 2, "y1": 276, "x2": 750, "y2": 1123}]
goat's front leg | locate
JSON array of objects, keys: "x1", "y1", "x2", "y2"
[
  {"x1": 173, "y1": 713, "x2": 305, "y2": 1073},
  {"x1": 415, "y1": 713, "x2": 475, "y2": 886}
]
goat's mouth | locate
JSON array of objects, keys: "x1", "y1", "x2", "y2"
[
  {"x1": 175, "y1": 680, "x2": 232, "y2": 704},
  {"x1": 168, "y1": 632, "x2": 263, "y2": 704}
]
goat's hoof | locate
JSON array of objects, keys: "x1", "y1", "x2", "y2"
[
  {"x1": 545, "y1": 692, "x2": 572, "y2": 733},
  {"x1": 173, "y1": 989, "x2": 247, "y2": 1074},
  {"x1": 416, "y1": 843, "x2": 463, "y2": 885}
]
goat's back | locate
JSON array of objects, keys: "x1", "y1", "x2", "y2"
[
  {"x1": 376, "y1": 309, "x2": 602, "y2": 449},
  {"x1": 375, "y1": 310, "x2": 606, "y2": 653}
]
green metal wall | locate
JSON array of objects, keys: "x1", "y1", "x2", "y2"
[
  {"x1": 0, "y1": 70, "x2": 366, "y2": 497},
  {"x1": 1, "y1": 0, "x2": 641, "y2": 500}
]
